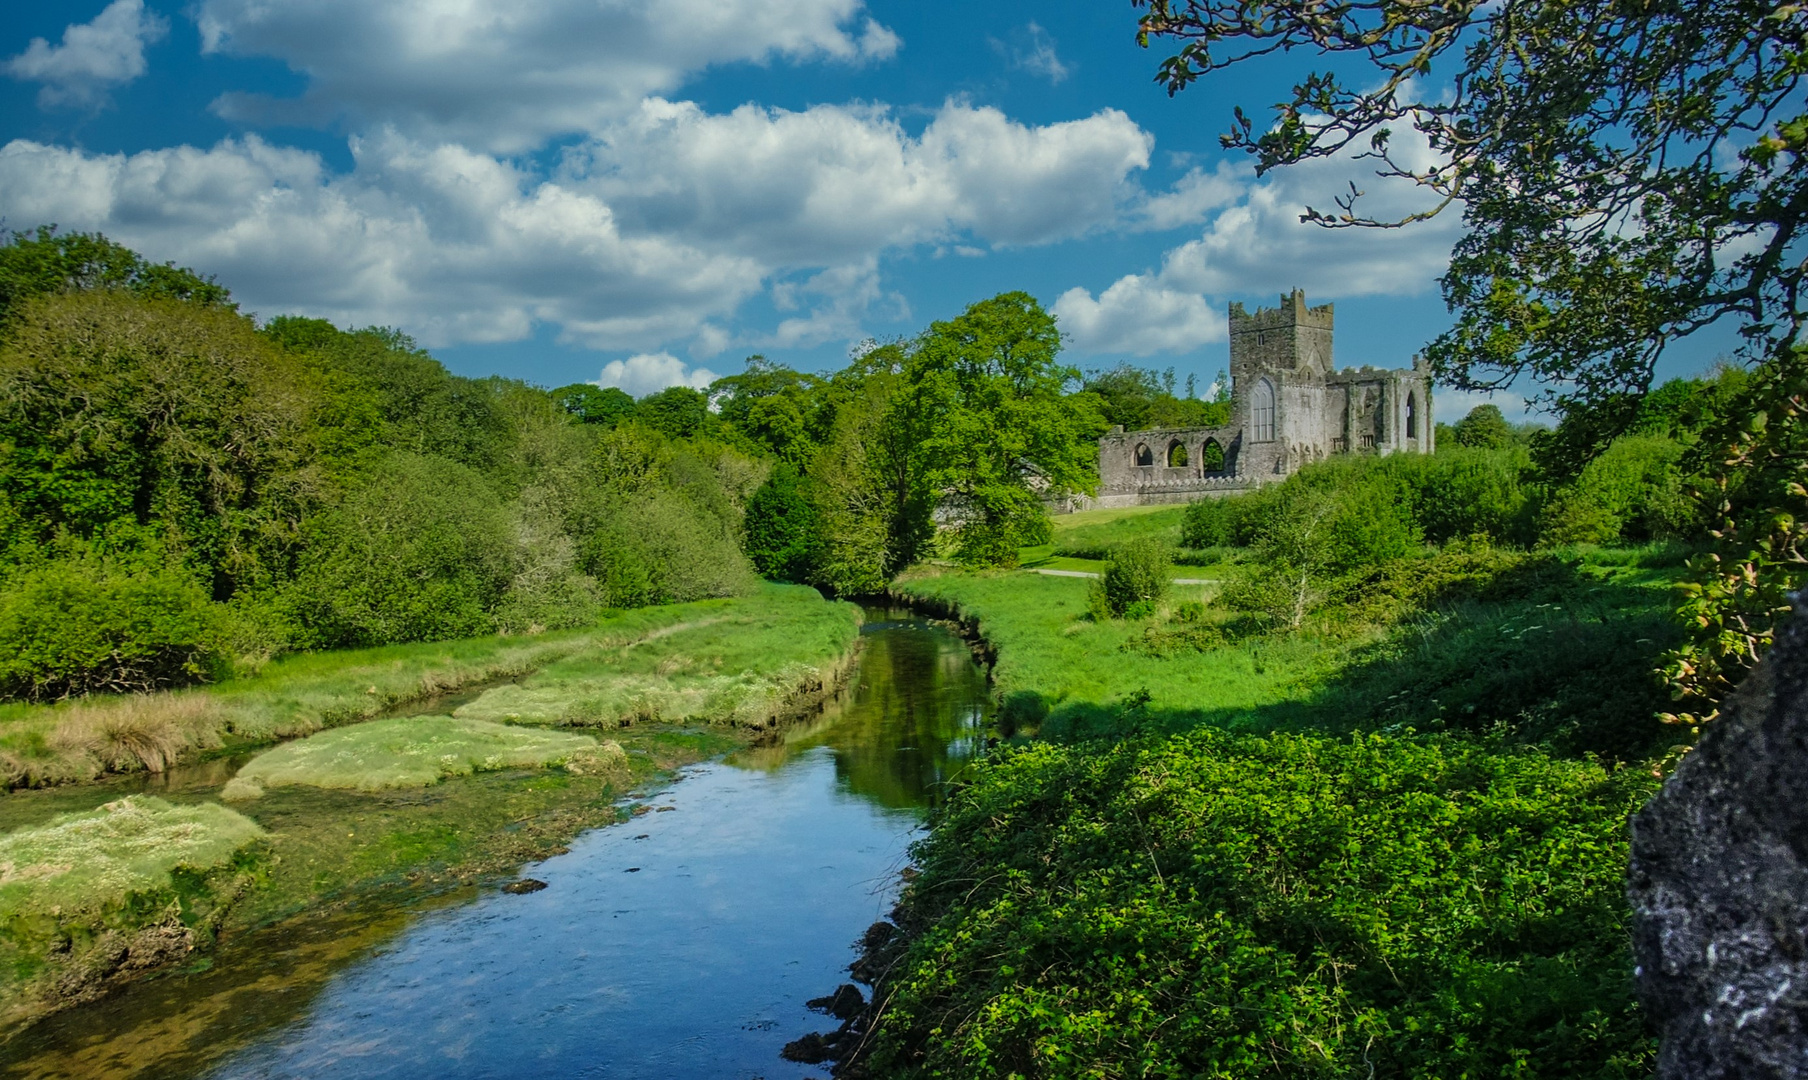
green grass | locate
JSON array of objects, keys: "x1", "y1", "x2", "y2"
[
  {"x1": 454, "y1": 584, "x2": 863, "y2": 729},
  {"x1": 0, "y1": 796, "x2": 262, "y2": 915},
  {"x1": 222, "y1": 717, "x2": 610, "y2": 796},
  {"x1": 896, "y1": 546, "x2": 1684, "y2": 761},
  {"x1": 1050, "y1": 505, "x2": 1188, "y2": 555},
  {"x1": 0, "y1": 585, "x2": 860, "y2": 788}
]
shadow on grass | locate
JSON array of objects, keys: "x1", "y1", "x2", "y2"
[{"x1": 1031, "y1": 555, "x2": 1684, "y2": 765}]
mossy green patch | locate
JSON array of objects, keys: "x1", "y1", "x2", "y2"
[
  {"x1": 0, "y1": 796, "x2": 263, "y2": 915},
  {"x1": 223, "y1": 717, "x2": 606, "y2": 795}
]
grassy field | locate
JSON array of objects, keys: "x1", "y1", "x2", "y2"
[
  {"x1": 0, "y1": 585, "x2": 858, "y2": 789},
  {"x1": 896, "y1": 544, "x2": 1685, "y2": 761},
  {"x1": 0, "y1": 583, "x2": 864, "y2": 1034}
]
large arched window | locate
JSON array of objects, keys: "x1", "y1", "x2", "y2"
[
  {"x1": 1167, "y1": 440, "x2": 1188, "y2": 467},
  {"x1": 1201, "y1": 437, "x2": 1226, "y2": 473},
  {"x1": 1406, "y1": 391, "x2": 1419, "y2": 439},
  {"x1": 1252, "y1": 378, "x2": 1276, "y2": 442},
  {"x1": 1134, "y1": 443, "x2": 1154, "y2": 467}
]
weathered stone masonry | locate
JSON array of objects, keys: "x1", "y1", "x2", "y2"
[{"x1": 1085, "y1": 290, "x2": 1434, "y2": 509}]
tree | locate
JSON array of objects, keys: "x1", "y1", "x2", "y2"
[
  {"x1": 0, "y1": 225, "x2": 233, "y2": 323},
  {"x1": 1451, "y1": 404, "x2": 1513, "y2": 449},
  {"x1": 636, "y1": 386, "x2": 709, "y2": 439},
  {"x1": 742, "y1": 464, "x2": 819, "y2": 582},
  {"x1": 551, "y1": 384, "x2": 636, "y2": 428},
  {"x1": 710, "y1": 357, "x2": 830, "y2": 468},
  {"x1": 1134, "y1": 0, "x2": 1805, "y2": 462},
  {"x1": 899, "y1": 293, "x2": 1100, "y2": 566}
]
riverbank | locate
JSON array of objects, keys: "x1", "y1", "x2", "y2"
[
  {"x1": 831, "y1": 549, "x2": 1686, "y2": 1077},
  {"x1": 0, "y1": 585, "x2": 864, "y2": 1040}
]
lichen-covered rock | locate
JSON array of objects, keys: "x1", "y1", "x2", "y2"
[{"x1": 1629, "y1": 597, "x2": 1808, "y2": 1078}]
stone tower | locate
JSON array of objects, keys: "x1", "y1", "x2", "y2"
[{"x1": 1228, "y1": 289, "x2": 1336, "y2": 476}]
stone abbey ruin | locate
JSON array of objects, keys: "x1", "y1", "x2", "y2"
[{"x1": 1090, "y1": 290, "x2": 1434, "y2": 508}]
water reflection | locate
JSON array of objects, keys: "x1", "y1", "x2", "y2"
[
  {"x1": 731, "y1": 606, "x2": 991, "y2": 810},
  {"x1": 0, "y1": 604, "x2": 992, "y2": 1079}
]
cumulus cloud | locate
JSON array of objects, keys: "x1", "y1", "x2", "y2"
[
  {"x1": 1053, "y1": 275, "x2": 1224, "y2": 356},
  {"x1": 0, "y1": 134, "x2": 763, "y2": 349},
  {"x1": 1057, "y1": 125, "x2": 1458, "y2": 357},
  {"x1": 569, "y1": 98, "x2": 1152, "y2": 258},
  {"x1": 992, "y1": 22, "x2": 1069, "y2": 84},
  {"x1": 595, "y1": 352, "x2": 719, "y2": 397},
  {"x1": 0, "y1": 98, "x2": 1147, "y2": 351},
  {"x1": 5, "y1": 0, "x2": 168, "y2": 108},
  {"x1": 195, "y1": 0, "x2": 902, "y2": 152},
  {"x1": 1434, "y1": 387, "x2": 1535, "y2": 425}
]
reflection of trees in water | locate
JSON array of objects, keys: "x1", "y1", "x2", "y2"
[{"x1": 739, "y1": 618, "x2": 991, "y2": 812}]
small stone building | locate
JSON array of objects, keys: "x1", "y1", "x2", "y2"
[{"x1": 1088, "y1": 290, "x2": 1433, "y2": 508}]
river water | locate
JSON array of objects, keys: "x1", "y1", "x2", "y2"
[{"x1": 0, "y1": 605, "x2": 989, "y2": 1080}]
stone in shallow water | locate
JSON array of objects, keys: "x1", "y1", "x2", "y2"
[
  {"x1": 501, "y1": 879, "x2": 547, "y2": 895},
  {"x1": 1629, "y1": 596, "x2": 1808, "y2": 1078}
]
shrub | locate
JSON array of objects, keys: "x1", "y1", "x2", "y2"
[
  {"x1": 1095, "y1": 537, "x2": 1171, "y2": 618},
  {"x1": 743, "y1": 464, "x2": 820, "y2": 581},
  {"x1": 287, "y1": 453, "x2": 516, "y2": 647},
  {"x1": 864, "y1": 730, "x2": 1659, "y2": 1079},
  {"x1": 0, "y1": 559, "x2": 223, "y2": 701},
  {"x1": 582, "y1": 489, "x2": 755, "y2": 608},
  {"x1": 1539, "y1": 434, "x2": 1694, "y2": 546}
]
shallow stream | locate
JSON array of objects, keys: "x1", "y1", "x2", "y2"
[{"x1": 0, "y1": 605, "x2": 988, "y2": 1079}]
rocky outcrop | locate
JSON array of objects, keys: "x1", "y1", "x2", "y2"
[{"x1": 1629, "y1": 596, "x2": 1808, "y2": 1077}]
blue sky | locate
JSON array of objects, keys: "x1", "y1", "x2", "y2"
[{"x1": 0, "y1": 0, "x2": 1733, "y2": 419}]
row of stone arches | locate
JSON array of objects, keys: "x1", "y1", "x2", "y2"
[{"x1": 1133, "y1": 438, "x2": 1229, "y2": 473}]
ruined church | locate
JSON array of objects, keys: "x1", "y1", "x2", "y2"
[{"x1": 1089, "y1": 290, "x2": 1434, "y2": 508}]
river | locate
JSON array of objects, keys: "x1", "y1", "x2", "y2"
[{"x1": 0, "y1": 605, "x2": 989, "y2": 1080}]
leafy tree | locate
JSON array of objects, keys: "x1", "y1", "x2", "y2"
[
  {"x1": 0, "y1": 292, "x2": 319, "y2": 598},
  {"x1": 636, "y1": 386, "x2": 709, "y2": 439},
  {"x1": 743, "y1": 464, "x2": 819, "y2": 582},
  {"x1": 551, "y1": 383, "x2": 636, "y2": 427},
  {"x1": 1134, "y1": 0, "x2": 1804, "y2": 463},
  {"x1": 711, "y1": 357, "x2": 831, "y2": 468},
  {"x1": 0, "y1": 226, "x2": 233, "y2": 322},
  {"x1": 287, "y1": 454, "x2": 516, "y2": 648},
  {"x1": 900, "y1": 293, "x2": 1099, "y2": 566},
  {"x1": 1452, "y1": 404, "x2": 1513, "y2": 449}
]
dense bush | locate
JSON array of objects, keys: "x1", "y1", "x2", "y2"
[
  {"x1": 864, "y1": 729, "x2": 1659, "y2": 1079},
  {"x1": 0, "y1": 559, "x2": 223, "y2": 700},
  {"x1": 286, "y1": 454, "x2": 517, "y2": 648},
  {"x1": 1091, "y1": 537, "x2": 1171, "y2": 618},
  {"x1": 743, "y1": 464, "x2": 819, "y2": 581},
  {"x1": 1540, "y1": 435, "x2": 1694, "y2": 545},
  {"x1": 583, "y1": 489, "x2": 754, "y2": 608}
]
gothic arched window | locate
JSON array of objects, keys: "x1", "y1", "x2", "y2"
[
  {"x1": 1406, "y1": 391, "x2": 1419, "y2": 439},
  {"x1": 1134, "y1": 443, "x2": 1154, "y2": 467},
  {"x1": 1201, "y1": 438, "x2": 1226, "y2": 473},
  {"x1": 1252, "y1": 378, "x2": 1276, "y2": 442},
  {"x1": 1167, "y1": 440, "x2": 1188, "y2": 467}
]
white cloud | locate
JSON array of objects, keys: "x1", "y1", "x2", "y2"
[
  {"x1": 5, "y1": 0, "x2": 167, "y2": 108},
  {"x1": 194, "y1": 0, "x2": 902, "y2": 152},
  {"x1": 569, "y1": 98, "x2": 1153, "y2": 258},
  {"x1": 595, "y1": 352, "x2": 719, "y2": 397},
  {"x1": 0, "y1": 96, "x2": 1146, "y2": 352},
  {"x1": 1057, "y1": 125, "x2": 1458, "y2": 357},
  {"x1": 1053, "y1": 275, "x2": 1225, "y2": 356},
  {"x1": 0, "y1": 133, "x2": 763, "y2": 350},
  {"x1": 992, "y1": 22, "x2": 1069, "y2": 84}
]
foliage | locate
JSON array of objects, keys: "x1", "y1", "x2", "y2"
[
  {"x1": 1539, "y1": 436, "x2": 1695, "y2": 546},
  {"x1": 864, "y1": 730, "x2": 1659, "y2": 1079},
  {"x1": 1092, "y1": 537, "x2": 1172, "y2": 618},
  {"x1": 1135, "y1": 0, "x2": 1806, "y2": 465},
  {"x1": 0, "y1": 292, "x2": 320, "y2": 596},
  {"x1": 0, "y1": 559, "x2": 224, "y2": 702},
  {"x1": 1451, "y1": 403, "x2": 1514, "y2": 449},
  {"x1": 286, "y1": 454, "x2": 517, "y2": 648},
  {"x1": 0, "y1": 226, "x2": 233, "y2": 322},
  {"x1": 1081, "y1": 362, "x2": 1232, "y2": 432},
  {"x1": 710, "y1": 357, "x2": 831, "y2": 468},
  {"x1": 743, "y1": 463, "x2": 819, "y2": 582},
  {"x1": 1662, "y1": 349, "x2": 1808, "y2": 727},
  {"x1": 901, "y1": 294, "x2": 1100, "y2": 567},
  {"x1": 551, "y1": 383, "x2": 636, "y2": 427},
  {"x1": 223, "y1": 715, "x2": 606, "y2": 795},
  {"x1": 635, "y1": 386, "x2": 709, "y2": 439}
]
